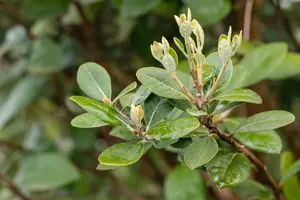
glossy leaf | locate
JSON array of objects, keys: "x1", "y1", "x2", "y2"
[
  {"x1": 71, "y1": 113, "x2": 108, "y2": 128},
  {"x1": 206, "y1": 52, "x2": 233, "y2": 92},
  {"x1": 240, "y1": 43, "x2": 287, "y2": 86},
  {"x1": 144, "y1": 95, "x2": 174, "y2": 129},
  {"x1": 233, "y1": 180, "x2": 274, "y2": 200},
  {"x1": 206, "y1": 150, "x2": 252, "y2": 189},
  {"x1": 224, "y1": 118, "x2": 282, "y2": 154},
  {"x1": 280, "y1": 152, "x2": 300, "y2": 200},
  {"x1": 212, "y1": 88, "x2": 262, "y2": 104},
  {"x1": 98, "y1": 141, "x2": 144, "y2": 166},
  {"x1": 236, "y1": 110, "x2": 295, "y2": 133},
  {"x1": 164, "y1": 165, "x2": 206, "y2": 200},
  {"x1": 112, "y1": 82, "x2": 137, "y2": 104},
  {"x1": 70, "y1": 96, "x2": 120, "y2": 125},
  {"x1": 146, "y1": 117, "x2": 200, "y2": 140},
  {"x1": 77, "y1": 62, "x2": 112, "y2": 101},
  {"x1": 136, "y1": 67, "x2": 188, "y2": 99},
  {"x1": 0, "y1": 76, "x2": 47, "y2": 129},
  {"x1": 184, "y1": 136, "x2": 218, "y2": 169},
  {"x1": 15, "y1": 153, "x2": 80, "y2": 191},
  {"x1": 281, "y1": 159, "x2": 300, "y2": 184},
  {"x1": 186, "y1": 108, "x2": 207, "y2": 117}
]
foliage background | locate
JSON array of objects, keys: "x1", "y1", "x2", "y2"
[{"x1": 1, "y1": 0, "x2": 300, "y2": 199}]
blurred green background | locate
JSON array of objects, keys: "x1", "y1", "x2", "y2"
[{"x1": 1, "y1": 0, "x2": 300, "y2": 199}]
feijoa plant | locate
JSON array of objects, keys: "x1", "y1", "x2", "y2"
[{"x1": 70, "y1": 9, "x2": 295, "y2": 199}]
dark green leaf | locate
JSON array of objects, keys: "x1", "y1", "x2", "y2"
[
  {"x1": 164, "y1": 165, "x2": 206, "y2": 200},
  {"x1": 186, "y1": 108, "x2": 207, "y2": 117},
  {"x1": 71, "y1": 113, "x2": 108, "y2": 128},
  {"x1": 146, "y1": 116, "x2": 200, "y2": 140},
  {"x1": 98, "y1": 141, "x2": 144, "y2": 166},
  {"x1": 236, "y1": 110, "x2": 295, "y2": 133},
  {"x1": 212, "y1": 88, "x2": 262, "y2": 104},
  {"x1": 109, "y1": 126, "x2": 139, "y2": 141},
  {"x1": 206, "y1": 150, "x2": 252, "y2": 189},
  {"x1": 184, "y1": 136, "x2": 218, "y2": 169},
  {"x1": 233, "y1": 180, "x2": 274, "y2": 200},
  {"x1": 121, "y1": 0, "x2": 161, "y2": 17}
]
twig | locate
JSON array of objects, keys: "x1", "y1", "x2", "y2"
[
  {"x1": 0, "y1": 172, "x2": 30, "y2": 200},
  {"x1": 200, "y1": 116, "x2": 283, "y2": 200},
  {"x1": 0, "y1": 140, "x2": 24, "y2": 151},
  {"x1": 172, "y1": 74, "x2": 196, "y2": 102},
  {"x1": 243, "y1": 0, "x2": 255, "y2": 41}
]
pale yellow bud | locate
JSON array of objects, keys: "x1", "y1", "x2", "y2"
[
  {"x1": 130, "y1": 104, "x2": 144, "y2": 125},
  {"x1": 103, "y1": 97, "x2": 111, "y2": 105}
]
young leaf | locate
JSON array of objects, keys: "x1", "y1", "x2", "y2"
[
  {"x1": 280, "y1": 152, "x2": 300, "y2": 200},
  {"x1": 186, "y1": 108, "x2": 207, "y2": 117},
  {"x1": 206, "y1": 150, "x2": 252, "y2": 189},
  {"x1": 98, "y1": 141, "x2": 144, "y2": 166},
  {"x1": 132, "y1": 85, "x2": 151, "y2": 105},
  {"x1": 69, "y1": 96, "x2": 120, "y2": 125},
  {"x1": 173, "y1": 37, "x2": 186, "y2": 56},
  {"x1": 109, "y1": 126, "x2": 139, "y2": 141},
  {"x1": 169, "y1": 47, "x2": 179, "y2": 66},
  {"x1": 144, "y1": 95, "x2": 174, "y2": 129},
  {"x1": 71, "y1": 113, "x2": 109, "y2": 128},
  {"x1": 236, "y1": 110, "x2": 295, "y2": 133},
  {"x1": 164, "y1": 165, "x2": 206, "y2": 200},
  {"x1": 224, "y1": 118, "x2": 282, "y2": 154},
  {"x1": 147, "y1": 117, "x2": 200, "y2": 140},
  {"x1": 77, "y1": 62, "x2": 112, "y2": 101},
  {"x1": 212, "y1": 88, "x2": 262, "y2": 104},
  {"x1": 281, "y1": 159, "x2": 300, "y2": 184},
  {"x1": 15, "y1": 153, "x2": 80, "y2": 191},
  {"x1": 136, "y1": 67, "x2": 189, "y2": 99},
  {"x1": 233, "y1": 180, "x2": 274, "y2": 200},
  {"x1": 184, "y1": 136, "x2": 218, "y2": 169},
  {"x1": 206, "y1": 52, "x2": 233, "y2": 92},
  {"x1": 112, "y1": 81, "x2": 137, "y2": 104}
]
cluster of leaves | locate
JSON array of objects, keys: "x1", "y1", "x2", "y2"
[
  {"x1": 1, "y1": 0, "x2": 300, "y2": 200},
  {"x1": 70, "y1": 9, "x2": 299, "y2": 200}
]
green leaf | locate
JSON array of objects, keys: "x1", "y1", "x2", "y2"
[
  {"x1": 184, "y1": 136, "x2": 218, "y2": 169},
  {"x1": 206, "y1": 52, "x2": 233, "y2": 92},
  {"x1": 269, "y1": 53, "x2": 300, "y2": 80},
  {"x1": 173, "y1": 37, "x2": 186, "y2": 56},
  {"x1": 182, "y1": 0, "x2": 231, "y2": 26},
  {"x1": 206, "y1": 150, "x2": 252, "y2": 189},
  {"x1": 186, "y1": 108, "x2": 207, "y2": 117},
  {"x1": 22, "y1": 0, "x2": 70, "y2": 20},
  {"x1": 109, "y1": 126, "x2": 139, "y2": 141},
  {"x1": 15, "y1": 153, "x2": 80, "y2": 191},
  {"x1": 169, "y1": 47, "x2": 179, "y2": 66},
  {"x1": 0, "y1": 76, "x2": 47, "y2": 129},
  {"x1": 212, "y1": 102, "x2": 242, "y2": 115},
  {"x1": 132, "y1": 85, "x2": 151, "y2": 105},
  {"x1": 233, "y1": 180, "x2": 274, "y2": 200},
  {"x1": 225, "y1": 64, "x2": 247, "y2": 90},
  {"x1": 0, "y1": 60, "x2": 26, "y2": 88},
  {"x1": 240, "y1": 43, "x2": 287, "y2": 86},
  {"x1": 169, "y1": 99, "x2": 193, "y2": 111},
  {"x1": 112, "y1": 82, "x2": 137, "y2": 104},
  {"x1": 281, "y1": 159, "x2": 300, "y2": 184},
  {"x1": 121, "y1": 0, "x2": 161, "y2": 17},
  {"x1": 236, "y1": 110, "x2": 295, "y2": 133},
  {"x1": 154, "y1": 139, "x2": 178, "y2": 149},
  {"x1": 144, "y1": 95, "x2": 174, "y2": 129},
  {"x1": 164, "y1": 165, "x2": 206, "y2": 200},
  {"x1": 69, "y1": 96, "x2": 121, "y2": 125},
  {"x1": 212, "y1": 88, "x2": 262, "y2": 104},
  {"x1": 119, "y1": 93, "x2": 135, "y2": 108},
  {"x1": 280, "y1": 152, "x2": 300, "y2": 200},
  {"x1": 71, "y1": 113, "x2": 108, "y2": 128},
  {"x1": 136, "y1": 67, "x2": 188, "y2": 99},
  {"x1": 98, "y1": 141, "x2": 144, "y2": 166},
  {"x1": 77, "y1": 62, "x2": 112, "y2": 101},
  {"x1": 224, "y1": 118, "x2": 282, "y2": 154},
  {"x1": 146, "y1": 116, "x2": 199, "y2": 140}
]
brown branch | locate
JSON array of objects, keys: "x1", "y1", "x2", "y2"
[
  {"x1": 0, "y1": 172, "x2": 30, "y2": 200},
  {"x1": 243, "y1": 0, "x2": 255, "y2": 40},
  {"x1": 0, "y1": 140, "x2": 24, "y2": 151},
  {"x1": 200, "y1": 116, "x2": 284, "y2": 200}
]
